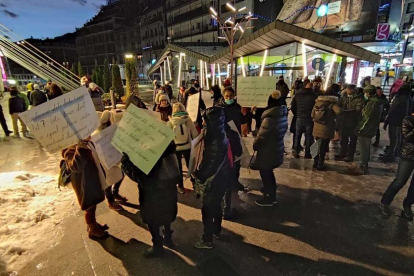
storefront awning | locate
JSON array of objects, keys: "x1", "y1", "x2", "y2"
[{"x1": 148, "y1": 20, "x2": 380, "y2": 75}]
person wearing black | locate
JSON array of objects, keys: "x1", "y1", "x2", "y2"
[
  {"x1": 0, "y1": 103, "x2": 12, "y2": 137},
  {"x1": 194, "y1": 107, "x2": 229, "y2": 249},
  {"x1": 121, "y1": 142, "x2": 180, "y2": 258},
  {"x1": 30, "y1": 84, "x2": 48, "y2": 107},
  {"x1": 125, "y1": 91, "x2": 148, "y2": 110},
  {"x1": 210, "y1": 85, "x2": 223, "y2": 106},
  {"x1": 335, "y1": 84, "x2": 364, "y2": 162},
  {"x1": 291, "y1": 82, "x2": 318, "y2": 158},
  {"x1": 164, "y1": 81, "x2": 173, "y2": 100},
  {"x1": 276, "y1": 76, "x2": 289, "y2": 106},
  {"x1": 373, "y1": 86, "x2": 389, "y2": 147},
  {"x1": 380, "y1": 114, "x2": 414, "y2": 219},
  {"x1": 9, "y1": 87, "x2": 28, "y2": 137},
  {"x1": 381, "y1": 83, "x2": 414, "y2": 162},
  {"x1": 217, "y1": 87, "x2": 247, "y2": 219},
  {"x1": 251, "y1": 91, "x2": 288, "y2": 207}
]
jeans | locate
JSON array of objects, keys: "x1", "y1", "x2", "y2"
[
  {"x1": 104, "y1": 176, "x2": 124, "y2": 203},
  {"x1": 314, "y1": 139, "x2": 330, "y2": 165},
  {"x1": 11, "y1": 113, "x2": 27, "y2": 136},
  {"x1": 259, "y1": 169, "x2": 277, "y2": 197},
  {"x1": 223, "y1": 161, "x2": 241, "y2": 215},
  {"x1": 358, "y1": 136, "x2": 372, "y2": 168},
  {"x1": 175, "y1": 149, "x2": 191, "y2": 188},
  {"x1": 387, "y1": 125, "x2": 402, "y2": 157},
  {"x1": 381, "y1": 158, "x2": 414, "y2": 207},
  {"x1": 295, "y1": 119, "x2": 313, "y2": 155},
  {"x1": 148, "y1": 223, "x2": 172, "y2": 247},
  {"x1": 339, "y1": 126, "x2": 358, "y2": 158}
]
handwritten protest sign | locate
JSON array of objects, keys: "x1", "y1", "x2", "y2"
[
  {"x1": 237, "y1": 76, "x2": 276, "y2": 107},
  {"x1": 91, "y1": 124, "x2": 122, "y2": 170},
  {"x1": 19, "y1": 87, "x2": 99, "y2": 153},
  {"x1": 188, "y1": 129, "x2": 205, "y2": 177},
  {"x1": 228, "y1": 121, "x2": 250, "y2": 162},
  {"x1": 142, "y1": 109, "x2": 162, "y2": 121},
  {"x1": 186, "y1": 92, "x2": 200, "y2": 122},
  {"x1": 111, "y1": 104, "x2": 174, "y2": 175}
]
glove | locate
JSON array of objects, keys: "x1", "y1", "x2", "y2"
[{"x1": 121, "y1": 152, "x2": 130, "y2": 163}]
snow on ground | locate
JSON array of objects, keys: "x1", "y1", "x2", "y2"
[{"x1": 0, "y1": 171, "x2": 77, "y2": 275}]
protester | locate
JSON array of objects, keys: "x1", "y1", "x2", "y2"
[
  {"x1": 164, "y1": 81, "x2": 173, "y2": 100},
  {"x1": 312, "y1": 78, "x2": 323, "y2": 95},
  {"x1": 30, "y1": 84, "x2": 48, "y2": 107},
  {"x1": 187, "y1": 87, "x2": 206, "y2": 131},
  {"x1": 311, "y1": 88, "x2": 342, "y2": 170},
  {"x1": 88, "y1": 83, "x2": 105, "y2": 112},
  {"x1": 63, "y1": 138, "x2": 109, "y2": 239},
  {"x1": 373, "y1": 86, "x2": 389, "y2": 147},
  {"x1": 251, "y1": 90, "x2": 288, "y2": 206},
  {"x1": 9, "y1": 87, "x2": 28, "y2": 137},
  {"x1": 155, "y1": 94, "x2": 172, "y2": 122},
  {"x1": 335, "y1": 84, "x2": 364, "y2": 162},
  {"x1": 349, "y1": 85, "x2": 386, "y2": 175},
  {"x1": 81, "y1": 76, "x2": 91, "y2": 88},
  {"x1": 219, "y1": 87, "x2": 247, "y2": 219},
  {"x1": 44, "y1": 79, "x2": 52, "y2": 96},
  {"x1": 154, "y1": 87, "x2": 170, "y2": 110},
  {"x1": 121, "y1": 142, "x2": 180, "y2": 258},
  {"x1": 17, "y1": 89, "x2": 30, "y2": 110},
  {"x1": 48, "y1": 83, "x2": 64, "y2": 100},
  {"x1": 380, "y1": 114, "x2": 414, "y2": 219},
  {"x1": 177, "y1": 87, "x2": 188, "y2": 107},
  {"x1": 26, "y1": 83, "x2": 34, "y2": 106},
  {"x1": 125, "y1": 90, "x2": 147, "y2": 110},
  {"x1": 210, "y1": 85, "x2": 223, "y2": 106},
  {"x1": 194, "y1": 107, "x2": 229, "y2": 249},
  {"x1": 360, "y1": 76, "x2": 371, "y2": 88},
  {"x1": 167, "y1": 103, "x2": 198, "y2": 194},
  {"x1": 291, "y1": 78, "x2": 304, "y2": 97},
  {"x1": 291, "y1": 82, "x2": 318, "y2": 158},
  {"x1": 381, "y1": 83, "x2": 413, "y2": 162},
  {"x1": 389, "y1": 76, "x2": 404, "y2": 101},
  {"x1": 95, "y1": 111, "x2": 127, "y2": 211},
  {"x1": 276, "y1": 76, "x2": 289, "y2": 105},
  {"x1": 153, "y1": 79, "x2": 161, "y2": 105},
  {"x1": 0, "y1": 103, "x2": 12, "y2": 137}
]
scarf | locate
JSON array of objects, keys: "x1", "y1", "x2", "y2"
[{"x1": 173, "y1": 111, "x2": 188, "y2": 117}]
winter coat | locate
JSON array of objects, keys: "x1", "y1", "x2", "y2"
[
  {"x1": 167, "y1": 114, "x2": 199, "y2": 151},
  {"x1": 379, "y1": 94, "x2": 390, "y2": 122},
  {"x1": 194, "y1": 107, "x2": 229, "y2": 205},
  {"x1": 252, "y1": 106, "x2": 288, "y2": 170},
  {"x1": 165, "y1": 84, "x2": 173, "y2": 100},
  {"x1": 125, "y1": 95, "x2": 147, "y2": 110},
  {"x1": 177, "y1": 92, "x2": 188, "y2": 107},
  {"x1": 390, "y1": 79, "x2": 404, "y2": 95},
  {"x1": 30, "y1": 89, "x2": 48, "y2": 107},
  {"x1": 62, "y1": 144, "x2": 106, "y2": 211},
  {"x1": 9, "y1": 96, "x2": 27, "y2": 114},
  {"x1": 290, "y1": 88, "x2": 318, "y2": 121},
  {"x1": 338, "y1": 91, "x2": 365, "y2": 130},
  {"x1": 400, "y1": 115, "x2": 414, "y2": 161},
  {"x1": 121, "y1": 143, "x2": 179, "y2": 227},
  {"x1": 217, "y1": 99, "x2": 245, "y2": 158},
  {"x1": 385, "y1": 90, "x2": 413, "y2": 127},
  {"x1": 155, "y1": 104, "x2": 172, "y2": 122},
  {"x1": 312, "y1": 96, "x2": 342, "y2": 139},
  {"x1": 154, "y1": 90, "x2": 170, "y2": 105},
  {"x1": 357, "y1": 96, "x2": 387, "y2": 138}
]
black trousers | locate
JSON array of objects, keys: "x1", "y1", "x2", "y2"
[
  {"x1": 314, "y1": 139, "x2": 330, "y2": 165},
  {"x1": 339, "y1": 126, "x2": 358, "y2": 158},
  {"x1": 105, "y1": 176, "x2": 124, "y2": 203},
  {"x1": 223, "y1": 161, "x2": 241, "y2": 215},
  {"x1": 0, "y1": 106, "x2": 10, "y2": 135},
  {"x1": 148, "y1": 223, "x2": 172, "y2": 247},
  {"x1": 175, "y1": 149, "x2": 191, "y2": 188},
  {"x1": 259, "y1": 169, "x2": 277, "y2": 197},
  {"x1": 202, "y1": 203, "x2": 223, "y2": 243}
]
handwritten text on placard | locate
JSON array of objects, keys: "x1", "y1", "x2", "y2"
[
  {"x1": 111, "y1": 104, "x2": 174, "y2": 175},
  {"x1": 237, "y1": 76, "x2": 276, "y2": 107},
  {"x1": 91, "y1": 124, "x2": 122, "y2": 170},
  {"x1": 186, "y1": 92, "x2": 200, "y2": 122},
  {"x1": 19, "y1": 87, "x2": 99, "y2": 153}
]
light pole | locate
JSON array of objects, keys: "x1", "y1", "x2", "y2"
[{"x1": 210, "y1": 2, "x2": 255, "y2": 84}]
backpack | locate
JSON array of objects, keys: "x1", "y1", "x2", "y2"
[
  {"x1": 58, "y1": 159, "x2": 71, "y2": 190},
  {"x1": 313, "y1": 103, "x2": 333, "y2": 125},
  {"x1": 174, "y1": 121, "x2": 191, "y2": 146}
]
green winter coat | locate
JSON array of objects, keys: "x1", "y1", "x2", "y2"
[
  {"x1": 338, "y1": 92, "x2": 365, "y2": 130},
  {"x1": 357, "y1": 96, "x2": 387, "y2": 138}
]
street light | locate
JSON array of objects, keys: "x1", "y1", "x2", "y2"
[
  {"x1": 125, "y1": 54, "x2": 134, "y2": 59},
  {"x1": 210, "y1": 2, "x2": 255, "y2": 83}
]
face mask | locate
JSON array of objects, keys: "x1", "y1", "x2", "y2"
[{"x1": 225, "y1": 99, "x2": 234, "y2": 105}]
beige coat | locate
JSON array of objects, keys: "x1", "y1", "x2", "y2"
[{"x1": 312, "y1": 96, "x2": 342, "y2": 140}]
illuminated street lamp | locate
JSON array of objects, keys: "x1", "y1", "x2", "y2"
[
  {"x1": 125, "y1": 54, "x2": 134, "y2": 59},
  {"x1": 210, "y1": 3, "x2": 255, "y2": 83}
]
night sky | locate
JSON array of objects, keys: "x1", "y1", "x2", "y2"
[{"x1": 0, "y1": 0, "x2": 105, "y2": 39}]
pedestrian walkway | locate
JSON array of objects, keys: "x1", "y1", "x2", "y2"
[{"x1": 1, "y1": 93, "x2": 413, "y2": 276}]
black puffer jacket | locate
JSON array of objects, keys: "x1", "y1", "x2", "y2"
[
  {"x1": 252, "y1": 106, "x2": 288, "y2": 170},
  {"x1": 290, "y1": 88, "x2": 318, "y2": 121},
  {"x1": 194, "y1": 107, "x2": 229, "y2": 205},
  {"x1": 30, "y1": 89, "x2": 48, "y2": 107},
  {"x1": 401, "y1": 115, "x2": 414, "y2": 161},
  {"x1": 121, "y1": 143, "x2": 180, "y2": 227},
  {"x1": 386, "y1": 88, "x2": 413, "y2": 127}
]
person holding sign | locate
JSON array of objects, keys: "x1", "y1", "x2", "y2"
[
  {"x1": 193, "y1": 107, "x2": 229, "y2": 249},
  {"x1": 167, "y1": 103, "x2": 199, "y2": 194},
  {"x1": 121, "y1": 142, "x2": 180, "y2": 258},
  {"x1": 187, "y1": 87, "x2": 206, "y2": 132},
  {"x1": 62, "y1": 138, "x2": 109, "y2": 240},
  {"x1": 250, "y1": 91, "x2": 288, "y2": 207}
]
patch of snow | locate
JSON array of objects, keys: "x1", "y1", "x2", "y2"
[{"x1": 0, "y1": 171, "x2": 76, "y2": 274}]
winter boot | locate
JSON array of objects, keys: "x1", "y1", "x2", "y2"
[
  {"x1": 255, "y1": 194, "x2": 275, "y2": 207},
  {"x1": 163, "y1": 229, "x2": 176, "y2": 248},
  {"x1": 402, "y1": 205, "x2": 414, "y2": 220},
  {"x1": 87, "y1": 223, "x2": 109, "y2": 240},
  {"x1": 144, "y1": 236, "x2": 165, "y2": 258}
]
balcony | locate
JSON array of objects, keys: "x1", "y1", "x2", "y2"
[
  {"x1": 168, "y1": 6, "x2": 209, "y2": 25},
  {"x1": 166, "y1": 0, "x2": 199, "y2": 11},
  {"x1": 170, "y1": 24, "x2": 217, "y2": 39},
  {"x1": 141, "y1": 14, "x2": 164, "y2": 27}
]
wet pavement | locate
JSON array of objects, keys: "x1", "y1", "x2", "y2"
[{"x1": 1, "y1": 92, "x2": 413, "y2": 276}]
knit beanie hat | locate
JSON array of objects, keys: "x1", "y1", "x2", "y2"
[{"x1": 363, "y1": 85, "x2": 377, "y2": 95}]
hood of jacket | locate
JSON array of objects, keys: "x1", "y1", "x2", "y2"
[
  {"x1": 170, "y1": 114, "x2": 190, "y2": 125},
  {"x1": 395, "y1": 79, "x2": 404, "y2": 85},
  {"x1": 262, "y1": 105, "x2": 288, "y2": 119},
  {"x1": 316, "y1": 95, "x2": 339, "y2": 103}
]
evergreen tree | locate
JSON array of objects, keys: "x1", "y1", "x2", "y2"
[
  {"x1": 92, "y1": 60, "x2": 99, "y2": 84},
  {"x1": 103, "y1": 58, "x2": 111, "y2": 93},
  {"x1": 77, "y1": 61, "x2": 85, "y2": 77},
  {"x1": 125, "y1": 57, "x2": 139, "y2": 98},
  {"x1": 96, "y1": 67, "x2": 104, "y2": 89},
  {"x1": 70, "y1": 63, "x2": 77, "y2": 76},
  {"x1": 111, "y1": 61, "x2": 124, "y2": 100}
]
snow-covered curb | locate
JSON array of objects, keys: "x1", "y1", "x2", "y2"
[{"x1": 0, "y1": 171, "x2": 76, "y2": 275}]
